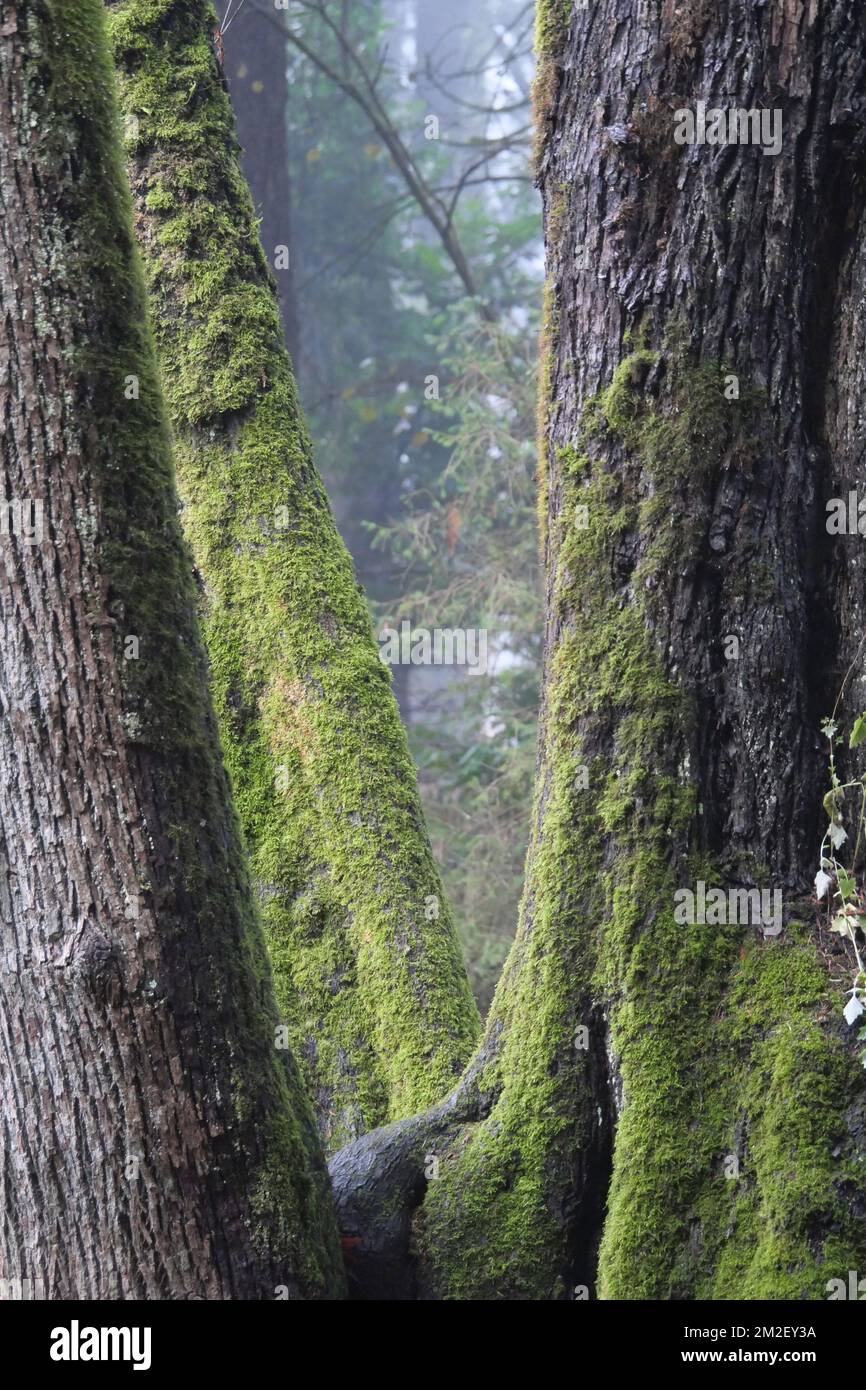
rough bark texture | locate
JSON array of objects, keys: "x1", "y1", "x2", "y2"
[
  {"x1": 330, "y1": 0, "x2": 866, "y2": 1300},
  {"x1": 0, "y1": 0, "x2": 343, "y2": 1300},
  {"x1": 106, "y1": 0, "x2": 480, "y2": 1155}
]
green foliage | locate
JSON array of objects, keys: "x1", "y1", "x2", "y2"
[{"x1": 817, "y1": 713, "x2": 866, "y2": 1066}]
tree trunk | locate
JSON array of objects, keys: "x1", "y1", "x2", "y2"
[
  {"x1": 106, "y1": 0, "x2": 480, "y2": 1154},
  {"x1": 217, "y1": 1, "x2": 302, "y2": 367},
  {"x1": 0, "y1": 0, "x2": 343, "y2": 1300},
  {"x1": 330, "y1": 0, "x2": 866, "y2": 1300}
]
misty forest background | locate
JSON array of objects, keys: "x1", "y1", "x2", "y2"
[{"x1": 221, "y1": 0, "x2": 540, "y2": 1015}]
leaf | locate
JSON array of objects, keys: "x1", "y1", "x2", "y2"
[
  {"x1": 850, "y1": 714, "x2": 866, "y2": 748},
  {"x1": 830, "y1": 822, "x2": 848, "y2": 850},
  {"x1": 830, "y1": 912, "x2": 855, "y2": 938},
  {"x1": 843, "y1": 992, "x2": 865, "y2": 1026},
  {"x1": 815, "y1": 868, "x2": 833, "y2": 900},
  {"x1": 837, "y1": 867, "x2": 857, "y2": 902},
  {"x1": 822, "y1": 718, "x2": 839, "y2": 740}
]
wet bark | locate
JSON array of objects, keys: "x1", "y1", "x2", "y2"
[{"x1": 0, "y1": 0, "x2": 343, "y2": 1300}]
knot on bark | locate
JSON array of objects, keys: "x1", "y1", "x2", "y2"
[{"x1": 73, "y1": 925, "x2": 124, "y2": 1005}]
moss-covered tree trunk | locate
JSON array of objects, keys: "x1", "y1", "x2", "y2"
[
  {"x1": 329, "y1": 0, "x2": 866, "y2": 1300},
  {"x1": 0, "y1": 0, "x2": 342, "y2": 1300},
  {"x1": 105, "y1": 0, "x2": 480, "y2": 1154}
]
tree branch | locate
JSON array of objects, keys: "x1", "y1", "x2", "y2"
[{"x1": 248, "y1": 0, "x2": 499, "y2": 318}]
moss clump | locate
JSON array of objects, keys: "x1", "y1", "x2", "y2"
[
  {"x1": 586, "y1": 348, "x2": 661, "y2": 443},
  {"x1": 587, "y1": 345, "x2": 748, "y2": 480},
  {"x1": 419, "y1": 728, "x2": 603, "y2": 1297},
  {"x1": 535, "y1": 0, "x2": 573, "y2": 56},
  {"x1": 532, "y1": 0, "x2": 573, "y2": 168},
  {"x1": 585, "y1": 343, "x2": 764, "y2": 584},
  {"x1": 600, "y1": 923, "x2": 866, "y2": 1299},
  {"x1": 108, "y1": 0, "x2": 479, "y2": 1152}
]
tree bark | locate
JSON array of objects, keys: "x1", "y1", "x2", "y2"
[
  {"x1": 0, "y1": 0, "x2": 343, "y2": 1300},
  {"x1": 330, "y1": 0, "x2": 866, "y2": 1299},
  {"x1": 106, "y1": 0, "x2": 480, "y2": 1155}
]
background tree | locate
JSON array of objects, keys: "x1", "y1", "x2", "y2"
[
  {"x1": 330, "y1": 0, "x2": 866, "y2": 1300},
  {"x1": 235, "y1": 0, "x2": 543, "y2": 1008},
  {"x1": 0, "y1": 0, "x2": 342, "y2": 1299},
  {"x1": 217, "y1": 0, "x2": 301, "y2": 363}
]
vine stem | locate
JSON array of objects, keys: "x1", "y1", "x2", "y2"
[{"x1": 831, "y1": 628, "x2": 866, "y2": 726}]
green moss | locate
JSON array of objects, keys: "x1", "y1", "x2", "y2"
[
  {"x1": 532, "y1": 0, "x2": 572, "y2": 168},
  {"x1": 603, "y1": 932, "x2": 866, "y2": 1300},
  {"x1": 108, "y1": 0, "x2": 479, "y2": 1152},
  {"x1": 419, "y1": 347, "x2": 698, "y2": 1298},
  {"x1": 585, "y1": 345, "x2": 765, "y2": 586},
  {"x1": 582, "y1": 340, "x2": 866, "y2": 1301},
  {"x1": 535, "y1": 0, "x2": 573, "y2": 57},
  {"x1": 420, "y1": 728, "x2": 601, "y2": 1297},
  {"x1": 587, "y1": 349, "x2": 661, "y2": 442},
  {"x1": 588, "y1": 347, "x2": 747, "y2": 481}
]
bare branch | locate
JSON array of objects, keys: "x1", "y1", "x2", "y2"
[{"x1": 246, "y1": 0, "x2": 499, "y2": 318}]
